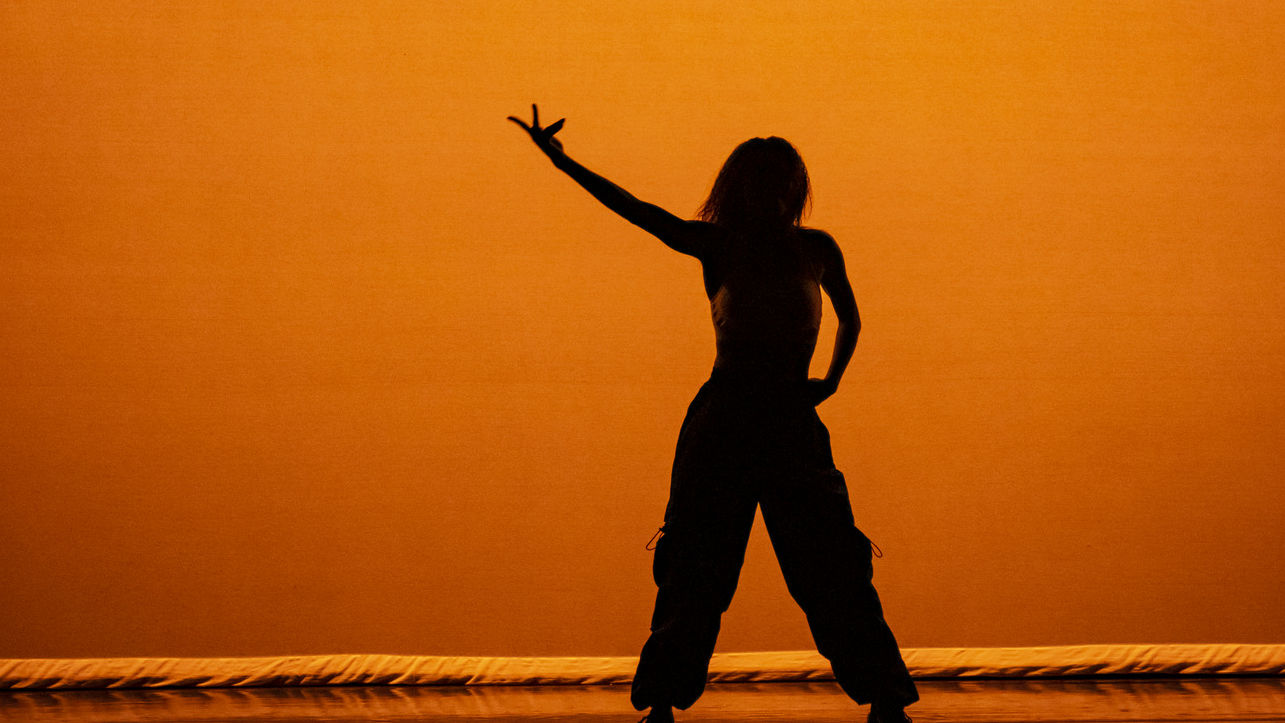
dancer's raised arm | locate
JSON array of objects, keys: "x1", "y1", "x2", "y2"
[{"x1": 508, "y1": 104, "x2": 709, "y2": 258}]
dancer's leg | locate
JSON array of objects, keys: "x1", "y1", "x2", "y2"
[
  {"x1": 632, "y1": 382, "x2": 760, "y2": 712},
  {"x1": 631, "y1": 494, "x2": 755, "y2": 711},
  {"x1": 760, "y1": 410, "x2": 918, "y2": 708}
]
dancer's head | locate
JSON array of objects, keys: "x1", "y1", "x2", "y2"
[{"x1": 697, "y1": 136, "x2": 811, "y2": 232}]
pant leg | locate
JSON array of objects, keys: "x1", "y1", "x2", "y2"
[
  {"x1": 632, "y1": 381, "x2": 760, "y2": 712},
  {"x1": 759, "y1": 407, "x2": 919, "y2": 707}
]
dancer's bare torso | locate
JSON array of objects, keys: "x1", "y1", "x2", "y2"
[{"x1": 698, "y1": 226, "x2": 827, "y2": 381}]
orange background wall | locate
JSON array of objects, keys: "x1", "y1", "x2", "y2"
[{"x1": 2, "y1": 2, "x2": 1283, "y2": 658}]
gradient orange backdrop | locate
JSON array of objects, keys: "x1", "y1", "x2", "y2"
[{"x1": 2, "y1": 1, "x2": 1283, "y2": 658}]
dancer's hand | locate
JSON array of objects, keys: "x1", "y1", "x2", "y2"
[
  {"x1": 807, "y1": 378, "x2": 837, "y2": 406},
  {"x1": 507, "y1": 103, "x2": 566, "y2": 162}
]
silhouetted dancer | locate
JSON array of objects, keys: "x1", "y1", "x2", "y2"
[{"x1": 509, "y1": 104, "x2": 918, "y2": 723}]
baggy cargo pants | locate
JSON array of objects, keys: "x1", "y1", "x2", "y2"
[{"x1": 632, "y1": 369, "x2": 919, "y2": 712}]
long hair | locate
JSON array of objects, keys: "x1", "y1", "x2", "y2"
[{"x1": 696, "y1": 136, "x2": 811, "y2": 232}]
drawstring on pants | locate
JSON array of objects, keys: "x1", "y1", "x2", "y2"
[
  {"x1": 870, "y1": 538, "x2": 884, "y2": 559},
  {"x1": 645, "y1": 525, "x2": 666, "y2": 551}
]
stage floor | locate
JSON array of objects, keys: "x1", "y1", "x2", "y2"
[{"x1": 3, "y1": 679, "x2": 1283, "y2": 722}]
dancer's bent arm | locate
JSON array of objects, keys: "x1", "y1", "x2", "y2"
[
  {"x1": 810, "y1": 229, "x2": 860, "y2": 405},
  {"x1": 508, "y1": 104, "x2": 708, "y2": 258}
]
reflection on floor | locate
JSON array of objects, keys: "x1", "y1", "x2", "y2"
[{"x1": 2, "y1": 678, "x2": 1284, "y2": 722}]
